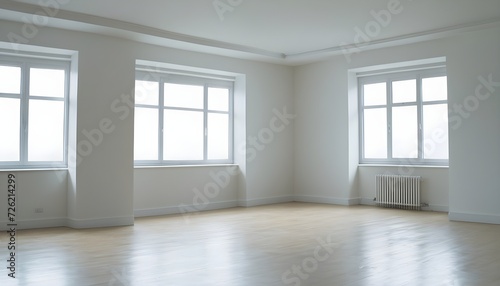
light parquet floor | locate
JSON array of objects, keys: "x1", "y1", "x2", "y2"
[{"x1": 2, "y1": 202, "x2": 500, "y2": 286}]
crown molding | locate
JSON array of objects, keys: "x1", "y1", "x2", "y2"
[
  {"x1": 0, "y1": 1, "x2": 285, "y2": 60},
  {"x1": 0, "y1": 1, "x2": 499, "y2": 65},
  {"x1": 286, "y1": 16, "x2": 500, "y2": 63}
]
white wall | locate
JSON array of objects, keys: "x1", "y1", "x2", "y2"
[
  {"x1": 445, "y1": 27, "x2": 500, "y2": 224},
  {"x1": 294, "y1": 26, "x2": 500, "y2": 224},
  {"x1": 67, "y1": 32, "x2": 136, "y2": 228},
  {"x1": 0, "y1": 170, "x2": 67, "y2": 230},
  {"x1": 293, "y1": 58, "x2": 358, "y2": 205},
  {"x1": 0, "y1": 19, "x2": 294, "y2": 229},
  {"x1": 134, "y1": 165, "x2": 239, "y2": 217}
]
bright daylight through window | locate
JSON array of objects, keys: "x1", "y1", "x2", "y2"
[
  {"x1": 0, "y1": 56, "x2": 69, "y2": 168},
  {"x1": 359, "y1": 67, "x2": 449, "y2": 165},
  {"x1": 134, "y1": 70, "x2": 233, "y2": 165}
]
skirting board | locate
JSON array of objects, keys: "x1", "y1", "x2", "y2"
[
  {"x1": 294, "y1": 195, "x2": 361, "y2": 206},
  {"x1": 239, "y1": 196, "x2": 294, "y2": 207},
  {"x1": 66, "y1": 216, "x2": 134, "y2": 229},
  {"x1": 0, "y1": 216, "x2": 134, "y2": 230},
  {"x1": 449, "y1": 212, "x2": 500, "y2": 225},
  {"x1": 422, "y1": 205, "x2": 449, "y2": 213},
  {"x1": 360, "y1": 198, "x2": 449, "y2": 212},
  {"x1": 0, "y1": 217, "x2": 67, "y2": 231},
  {"x1": 134, "y1": 200, "x2": 239, "y2": 217},
  {"x1": 135, "y1": 197, "x2": 294, "y2": 218}
]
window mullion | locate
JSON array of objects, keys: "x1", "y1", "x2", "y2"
[
  {"x1": 20, "y1": 63, "x2": 29, "y2": 165},
  {"x1": 359, "y1": 82, "x2": 365, "y2": 161},
  {"x1": 203, "y1": 84, "x2": 208, "y2": 161},
  {"x1": 229, "y1": 86, "x2": 234, "y2": 162},
  {"x1": 417, "y1": 75, "x2": 423, "y2": 160},
  {"x1": 387, "y1": 80, "x2": 393, "y2": 160},
  {"x1": 158, "y1": 78, "x2": 165, "y2": 163},
  {"x1": 63, "y1": 65, "x2": 70, "y2": 167}
]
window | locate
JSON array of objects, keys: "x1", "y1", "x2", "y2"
[
  {"x1": 134, "y1": 70, "x2": 233, "y2": 165},
  {"x1": 0, "y1": 56, "x2": 69, "y2": 168},
  {"x1": 359, "y1": 67, "x2": 448, "y2": 165}
]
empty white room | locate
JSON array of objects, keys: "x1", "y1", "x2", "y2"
[{"x1": 1, "y1": 0, "x2": 500, "y2": 285}]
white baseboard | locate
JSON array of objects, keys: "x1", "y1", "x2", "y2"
[
  {"x1": 449, "y1": 211, "x2": 500, "y2": 225},
  {"x1": 135, "y1": 200, "x2": 239, "y2": 217},
  {"x1": 422, "y1": 205, "x2": 449, "y2": 213},
  {"x1": 66, "y1": 216, "x2": 134, "y2": 229},
  {"x1": 0, "y1": 218, "x2": 64, "y2": 231},
  {"x1": 1, "y1": 216, "x2": 134, "y2": 230},
  {"x1": 360, "y1": 198, "x2": 377, "y2": 206},
  {"x1": 136, "y1": 196, "x2": 294, "y2": 218},
  {"x1": 360, "y1": 198, "x2": 449, "y2": 213},
  {"x1": 347, "y1": 198, "x2": 361, "y2": 205},
  {"x1": 17, "y1": 217, "x2": 67, "y2": 230},
  {"x1": 294, "y1": 195, "x2": 360, "y2": 206},
  {"x1": 239, "y1": 196, "x2": 294, "y2": 207}
]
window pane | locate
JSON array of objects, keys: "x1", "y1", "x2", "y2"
[
  {"x1": 392, "y1": 106, "x2": 418, "y2": 159},
  {"x1": 208, "y1": 87, "x2": 229, "y2": 112},
  {"x1": 134, "y1": 107, "x2": 159, "y2": 161},
  {"x1": 423, "y1": 104, "x2": 449, "y2": 160},
  {"x1": 363, "y1": 82, "x2": 386, "y2": 106},
  {"x1": 135, "y1": 80, "x2": 159, "y2": 105},
  {"x1": 0, "y1": 66, "x2": 21, "y2": 94},
  {"x1": 208, "y1": 113, "x2": 229, "y2": 160},
  {"x1": 30, "y1": 68, "x2": 65, "y2": 98},
  {"x1": 0, "y1": 98, "x2": 20, "y2": 161},
  {"x1": 164, "y1": 110, "x2": 203, "y2": 160},
  {"x1": 423, "y1": 76, "x2": 447, "y2": 102},
  {"x1": 28, "y1": 100, "x2": 64, "y2": 161},
  {"x1": 392, "y1": 79, "x2": 416, "y2": 103},
  {"x1": 364, "y1": 108, "x2": 387, "y2": 159},
  {"x1": 164, "y1": 83, "x2": 203, "y2": 109}
]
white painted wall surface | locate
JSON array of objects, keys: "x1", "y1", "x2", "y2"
[{"x1": 0, "y1": 170, "x2": 67, "y2": 230}]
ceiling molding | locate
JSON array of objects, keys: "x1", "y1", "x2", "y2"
[
  {"x1": 0, "y1": 1, "x2": 285, "y2": 60},
  {"x1": 286, "y1": 16, "x2": 500, "y2": 61},
  {"x1": 1, "y1": 1, "x2": 499, "y2": 65}
]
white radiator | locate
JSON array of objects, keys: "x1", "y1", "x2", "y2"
[{"x1": 376, "y1": 175, "x2": 421, "y2": 210}]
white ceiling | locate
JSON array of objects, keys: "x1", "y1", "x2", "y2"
[{"x1": 1, "y1": 0, "x2": 500, "y2": 65}]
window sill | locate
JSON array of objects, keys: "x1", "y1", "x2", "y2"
[
  {"x1": 358, "y1": 164, "x2": 448, "y2": 169},
  {"x1": 134, "y1": 164, "x2": 238, "y2": 169},
  {"x1": 0, "y1": 168, "x2": 69, "y2": 172}
]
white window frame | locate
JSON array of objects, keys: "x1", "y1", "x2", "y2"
[
  {"x1": 0, "y1": 55, "x2": 70, "y2": 169},
  {"x1": 134, "y1": 69, "x2": 234, "y2": 166},
  {"x1": 358, "y1": 67, "x2": 448, "y2": 166}
]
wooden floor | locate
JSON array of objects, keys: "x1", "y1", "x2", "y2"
[{"x1": 2, "y1": 203, "x2": 500, "y2": 286}]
